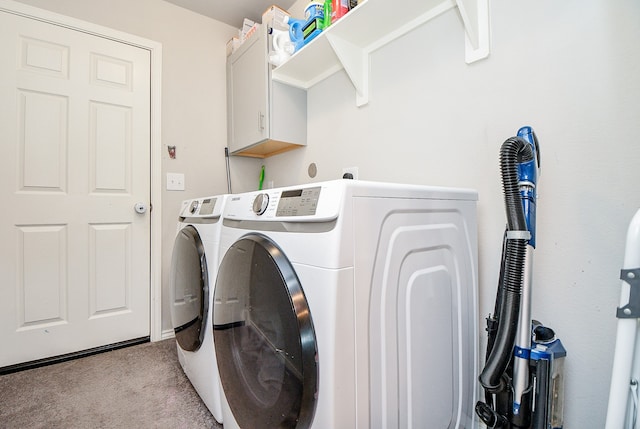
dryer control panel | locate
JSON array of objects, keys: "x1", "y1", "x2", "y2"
[
  {"x1": 252, "y1": 187, "x2": 321, "y2": 217},
  {"x1": 275, "y1": 187, "x2": 321, "y2": 217},
  {"x1": 225, "y1": 182, "x2": 345, "y2": 222}
]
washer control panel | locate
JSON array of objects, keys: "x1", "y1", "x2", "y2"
[
  {"x1": 199, "y1": 198, "x2": 216, "y2": 215},
  {"x1": 180, "y1": 196, "x2": 223, "y2": 219}
]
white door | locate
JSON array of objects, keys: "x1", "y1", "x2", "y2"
[{"x1": 0, "y1": 10, "x2": 151, "y2": 367}]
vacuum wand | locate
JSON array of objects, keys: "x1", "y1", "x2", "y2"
[{"x1": 511, "y1": 126, "x2": 539, "y2": 424}]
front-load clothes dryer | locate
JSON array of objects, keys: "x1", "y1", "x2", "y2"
[
  {"x1": 169, "y1": 194, "x2": 229, "y2": 423},
  {"x1": 213, "y1": 180, "x2": 479, "y2": 429}
]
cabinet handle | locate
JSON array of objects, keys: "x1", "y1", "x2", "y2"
[{"x1": 258, "y1": 111, "x2": 265, "y2": 132}]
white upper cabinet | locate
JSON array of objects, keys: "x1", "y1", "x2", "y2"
[{"x1": 227, "y1": 24, "x2": 307, "y2": 158}]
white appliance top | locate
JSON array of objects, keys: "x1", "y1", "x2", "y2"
[{"x1": 223, "y1": 180, "x2": 478, "y2": 222}]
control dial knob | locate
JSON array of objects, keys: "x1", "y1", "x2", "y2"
[
  {"x1": 189, "y1": 200, "x2": 199, "y2": 214},
  {"x1": 252, "y1": 193, "x2": 269, "y2": 215}
]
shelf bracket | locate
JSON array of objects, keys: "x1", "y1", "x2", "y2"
[
  {"x1": 456, "y1": 0, "x2": 490, "y2": 63},
  {"x1": 325, "y1": 33, "x2": 369, "y2": 106}
]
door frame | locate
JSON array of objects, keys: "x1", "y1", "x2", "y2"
[{"x1": 0, "y1": 0, "x2": 163, "y2": 342}]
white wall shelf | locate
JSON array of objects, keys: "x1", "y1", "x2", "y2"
[{"x1": 271, "y1": 0, "x2": 489, "y2": 106}]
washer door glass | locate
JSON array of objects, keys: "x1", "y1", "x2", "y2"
[
  {"x1": 213, "y1": 233, "x2": 318, "y2": 428},
  {"x1": 170, "y1": 225, "x2": 209, "y2": 352}
]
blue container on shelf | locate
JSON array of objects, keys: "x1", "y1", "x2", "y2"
[{"x1": 305, "y1": 2, "x2": 324, "y2": 21}]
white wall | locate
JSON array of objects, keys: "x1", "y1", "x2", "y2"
[
  {"x1": 12, "y1": 0, "x2": 263, "y2": 333},
  {"x1": 267, "y1": 0, "x2": 640, "y2": 427}
]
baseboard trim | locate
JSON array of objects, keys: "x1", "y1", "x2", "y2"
[
  {"x1": 0, "y1": 336, "x2": 150, "y2": 375},
  {"x1": 161, "y1": 329, "x2": 175, "y2": 340}
]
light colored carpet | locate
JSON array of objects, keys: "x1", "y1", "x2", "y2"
[{"x1": 0, "y1": 339, "x2": 223, "y2": 429}]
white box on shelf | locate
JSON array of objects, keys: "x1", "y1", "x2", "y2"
[{"x1": 262, "y1": 4, "x2": 290, "y2": 30}]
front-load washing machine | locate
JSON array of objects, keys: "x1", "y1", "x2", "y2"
[
  {"x1": 169, "y1": 194, "x2": 229, "y2": 423},
  {"x1": 212, "y1": 180, "x2": 479, "y2": 429}
]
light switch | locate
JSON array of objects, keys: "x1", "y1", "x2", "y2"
[{"x1": 166, "y1": 173, "x2": 185, "y2": 191}]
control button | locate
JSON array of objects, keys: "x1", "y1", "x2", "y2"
[{"x1": 253, "y1": 193, "x2": 269, "y2": 215}]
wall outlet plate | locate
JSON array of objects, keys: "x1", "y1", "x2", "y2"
[{"x1": 166, "y1": 173, "x2": 185, "y2": 191}]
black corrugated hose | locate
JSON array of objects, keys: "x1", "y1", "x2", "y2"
[{"x1": 478, "y1": 137, "x2": 534, "y2": 394}]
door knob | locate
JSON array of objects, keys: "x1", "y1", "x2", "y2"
[{"x1": 134, "y1": 202, "x2": 147, "y2": 214}]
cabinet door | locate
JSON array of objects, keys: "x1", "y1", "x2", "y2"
[{"x1": 227, "y1": 28, "x2": 269, "y2": 153}]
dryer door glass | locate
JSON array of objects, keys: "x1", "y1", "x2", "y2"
[
  {"x1": 213, "y1": 233, "x2": 318, "y2": 429},
  {"x1": 169, "y1": 225, "x2": 209, "y2": 352}
]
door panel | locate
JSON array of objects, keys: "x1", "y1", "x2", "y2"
[
  {"x1": 18, "y1": 90, "x2": 68, "y2": 192},
  {"x1": 17, "y1": 225, "x2": 67, "y2": 327},
  {"x1": 0, "y1": 10, "x2": 151, "y2": 367},
  {"x1": 89, "y1": 223, "x2": 130, "y2": 317},
  {"x1": 90, "y1": 101, "x2": 131, "y2": 192}
]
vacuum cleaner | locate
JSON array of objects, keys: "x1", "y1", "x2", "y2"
[{"x1": 476, "y1": 126, "x2": 566, "y2": 429}]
